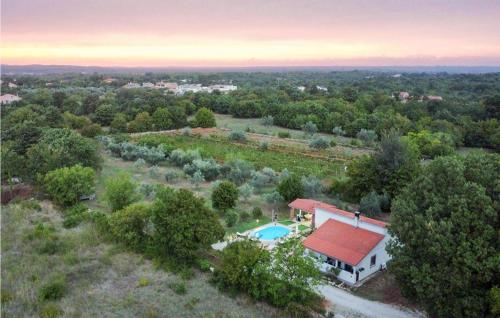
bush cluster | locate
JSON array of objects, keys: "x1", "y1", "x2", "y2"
[{"x1": 183, "y1": 158, "x2": 221, "y2": 181}]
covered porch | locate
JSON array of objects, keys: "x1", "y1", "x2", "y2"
[
  {"x1": 288, "y1": 198, "x2": 316, "y2": 228},
  {"x1": 311, "y1": 251, "x2": 361, "y2": 285}
]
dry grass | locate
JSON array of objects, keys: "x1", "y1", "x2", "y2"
[{"x1": 1, "y1": 200, "x2": 282, "y2": 318}]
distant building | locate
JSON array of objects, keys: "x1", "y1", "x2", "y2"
[
  {"x1": 142, "y1": 82, "x2": 155, "y2": 88},
  {"x1": 8, "y1": 82, "x2": 18, "y2": 88},
  {"x1": 316, "y1": 85, "x2": 328, "y2": 92},
  {"x1": 297, "y1": 86, "x2": 306, "y2": 92},
  {"x1": 102, "y1": 78, "x2": 116, "y2": 84},
  {"x1": 155, "y1": 81, "x2": 178, "y2": 92},
  {"x1": 208, "y1": 84, "x2": 237, "y2": 93},
  {"x1": 425, "y1": 95, "x2": 443, "y2": 101},
  {"x1": 392, "y1": 74, "x2": 402, "y2": 78},
  {"x1": 1, "y1": 94, "x2": 22, "y2": 104},
  {"x1": 122, "y1": 82, "x2": 141, "y2": 89},
  {"x1": 398, "y1": 91, "x2": 410, "y2": 102}
]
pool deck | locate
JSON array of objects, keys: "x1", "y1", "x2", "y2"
[{"x1": 211, "y1": 221, "x2": 310, "y2": 251}]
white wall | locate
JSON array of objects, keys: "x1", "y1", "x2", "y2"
[
  {"x1": 312, "y1": 207, "x2": 392, "y2": 284},
  {"x1": 354, "y1": 236, "x2": 391, "y2": 282}
]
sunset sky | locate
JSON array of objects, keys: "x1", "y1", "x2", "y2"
[{"x1": 2, "y1": 0, "x2": 500, "y2": 67}]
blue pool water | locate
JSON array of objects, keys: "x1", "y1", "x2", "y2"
[{"x1": 254, "y1": 226, "x2": 290, "y2": 240}]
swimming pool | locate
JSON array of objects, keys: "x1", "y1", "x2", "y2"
[{"x1": 253, "y1": 225, "x2": 290, "y2": 240}]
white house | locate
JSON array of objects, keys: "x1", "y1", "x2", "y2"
[
  {"x1": 142, "y1": 82, "x2": 155, "y2": 88},
  {"x1": 176, "y1": 84, "x2": 203, "y2": 95},
  {"x1": 8, "y1": 82, "x2": 18, "y2": 88},
  {"x1": 425, "y1": 95, "x2": 443, "y2": 101},
  {"x1": 122, "y1": 82, "x2": 141, "y2": 89},
  {"x1": 289, "y1": 199, "x2": 391, "y2": 286},
  {"x1": 0, "y1": 94, "x2": 22, "y2": 104},
  {"x1": 297, "y1": 86, "x2": 306, "y2": 92},
  {"x1": 208, "y1": 84, "x2": 237, "y2": 93}
]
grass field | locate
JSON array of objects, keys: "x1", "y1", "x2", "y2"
[{"x1": 1, "y1": 200, "x2": 282, "y2": 318}]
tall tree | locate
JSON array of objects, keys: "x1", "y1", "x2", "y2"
[
  {"x1": 388, "y1": 152, "x2": 500, "y2": 318},
  {"x1": 151, "y1": 188, "x2": 224, "y2": 261}
]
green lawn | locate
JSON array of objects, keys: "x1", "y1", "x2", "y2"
[
  {"x1": 298, "y1": 224, "x2": 310, "y2": 231},
  {"x1": 227, "y1": 216, "x2": 271, "y2": 234},
  {"x1": 278, "y1": 220, "x2": 294, "y2": 226}
]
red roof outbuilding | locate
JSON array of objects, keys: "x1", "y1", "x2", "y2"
[{"x1": 303, "y1": 219, "x2": 384, "y2": 265}]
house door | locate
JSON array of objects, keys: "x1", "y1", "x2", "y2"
[{"x1": 355, "y1": 271, "x2": 359, "y2": 282}]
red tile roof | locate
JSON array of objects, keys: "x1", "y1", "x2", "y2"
[
  {"x1": 303, "y1": 219, "x2": 384, "y2": 265},
  {"x1": 289, "y1": 199, "x2": 388, "y2": 228}
]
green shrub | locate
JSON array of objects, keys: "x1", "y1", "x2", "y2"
[
  {"x1": 302, "y1": 121, "x2": 318, "y2": 136},
  {"x1": 164, "y1": 170, "x2": 180, "y2": 182},
  {"x1": 30, "y1": 223, "x2": 67, "y2": 254},
  {"x1": 180, "y1": 267, "x2": 194, "y2": 280},
  {"x1": 138, "y1": 277, "x2": 150, "y2": 287},
  {"x1": 150, "y1": 188, "x2": 224, "y2": 261},
  {"x1": 278, "y1": 131, "x2": 291, "y2": 138},
  {"x1": 350, "y1": 139, "x2": 362, "y2": 147},
  {"x1": 109, "y1": 202, "x2": 151, "y2": 249},
  {"x1": 80, "y1": 123, "x2": 103, "y2": 138},
  {"x1": 211, "y1": 180, "x2": 239, "y2": 211},
  {"x1": 39, "y1": 276, "x2": 66, "y2": 301},
  {"x1": 20, "y1": 199, "x2": 42, "y2": 211},
  {"x1": 193, "y1": 107, "x2": 216, "y2": 128},
  {"x1": 43, "y1": 165, "x2": 95, "y2": 207},
  {"x1": 168, "y1": 282, "x2": 187, "y2": 295},
  {"x1": 359, "y1": 191, "x2": 382, "y2": 216},
  {"x1": 88, "y1": 210, "x2": 111, "y2": 234},
  {"x1": 197, "y1": 259, "x2": 212, "y2": 272},
  {"x1": 1, "y1": 290, "x2": 13, "y2": 304},
  {"x1": 63, "y1": 203, "x2": 88, "y2": 228},
  {"x1": 332, "y1": 126, "x2": 345, "y2": 136},
  {"x1": 240, "y1": 211, "x2": 251, "y2": 222},
  {"x1": 278, "y1": 174, "x2": 304, "y2": 202},
  {"x1": 104, "y1": 173, "x2": 140, "y2": 211},
  {"x1": 252, "y1": 207, "x2": 263, "y2": 219},
  {"x1": 261, "y1": 115, "x2": 274, "y2": 126},
  {"x1": 259, "y1": 141, "x2": 269, "y2": 150},
  {"x1": 309, "y1": 136, "x2": 330, "y2": 150},
  {"x1": 225, "y1": 210, "x2": 239, "y2": 227},
  {"x1": 356, "y1": 129, "x2": 377, "y2": 146},
  {"x1": 40, "y1": 303, "x2": 63, "y2": 318},
  {"x1": 330, "y1": 139, "x2": 337, "y2": 147},
  {"x1": 228, "y1": 131, "x2": 246, "y2": 142},
  {"x1": 139, "y1": 183, "x2": 155, "y2": 198}
]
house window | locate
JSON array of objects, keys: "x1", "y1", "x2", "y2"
[
  {"x1": 344, "y1": 264, "x2": 354, "y2": 274},
  {"x1": 326, "y1": 257, "x2": 335, "y2": 266},
  {"x1": 370, "y1": 255, "x2": 377, "y2": 267}
]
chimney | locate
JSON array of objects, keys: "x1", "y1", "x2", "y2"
[{"x1": 354, "y1": 211, "x2": 360, "y2": 228}]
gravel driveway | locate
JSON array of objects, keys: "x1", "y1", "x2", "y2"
[{"x1": 318, "y1": 284, "x2": 426, "y2": 318}]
